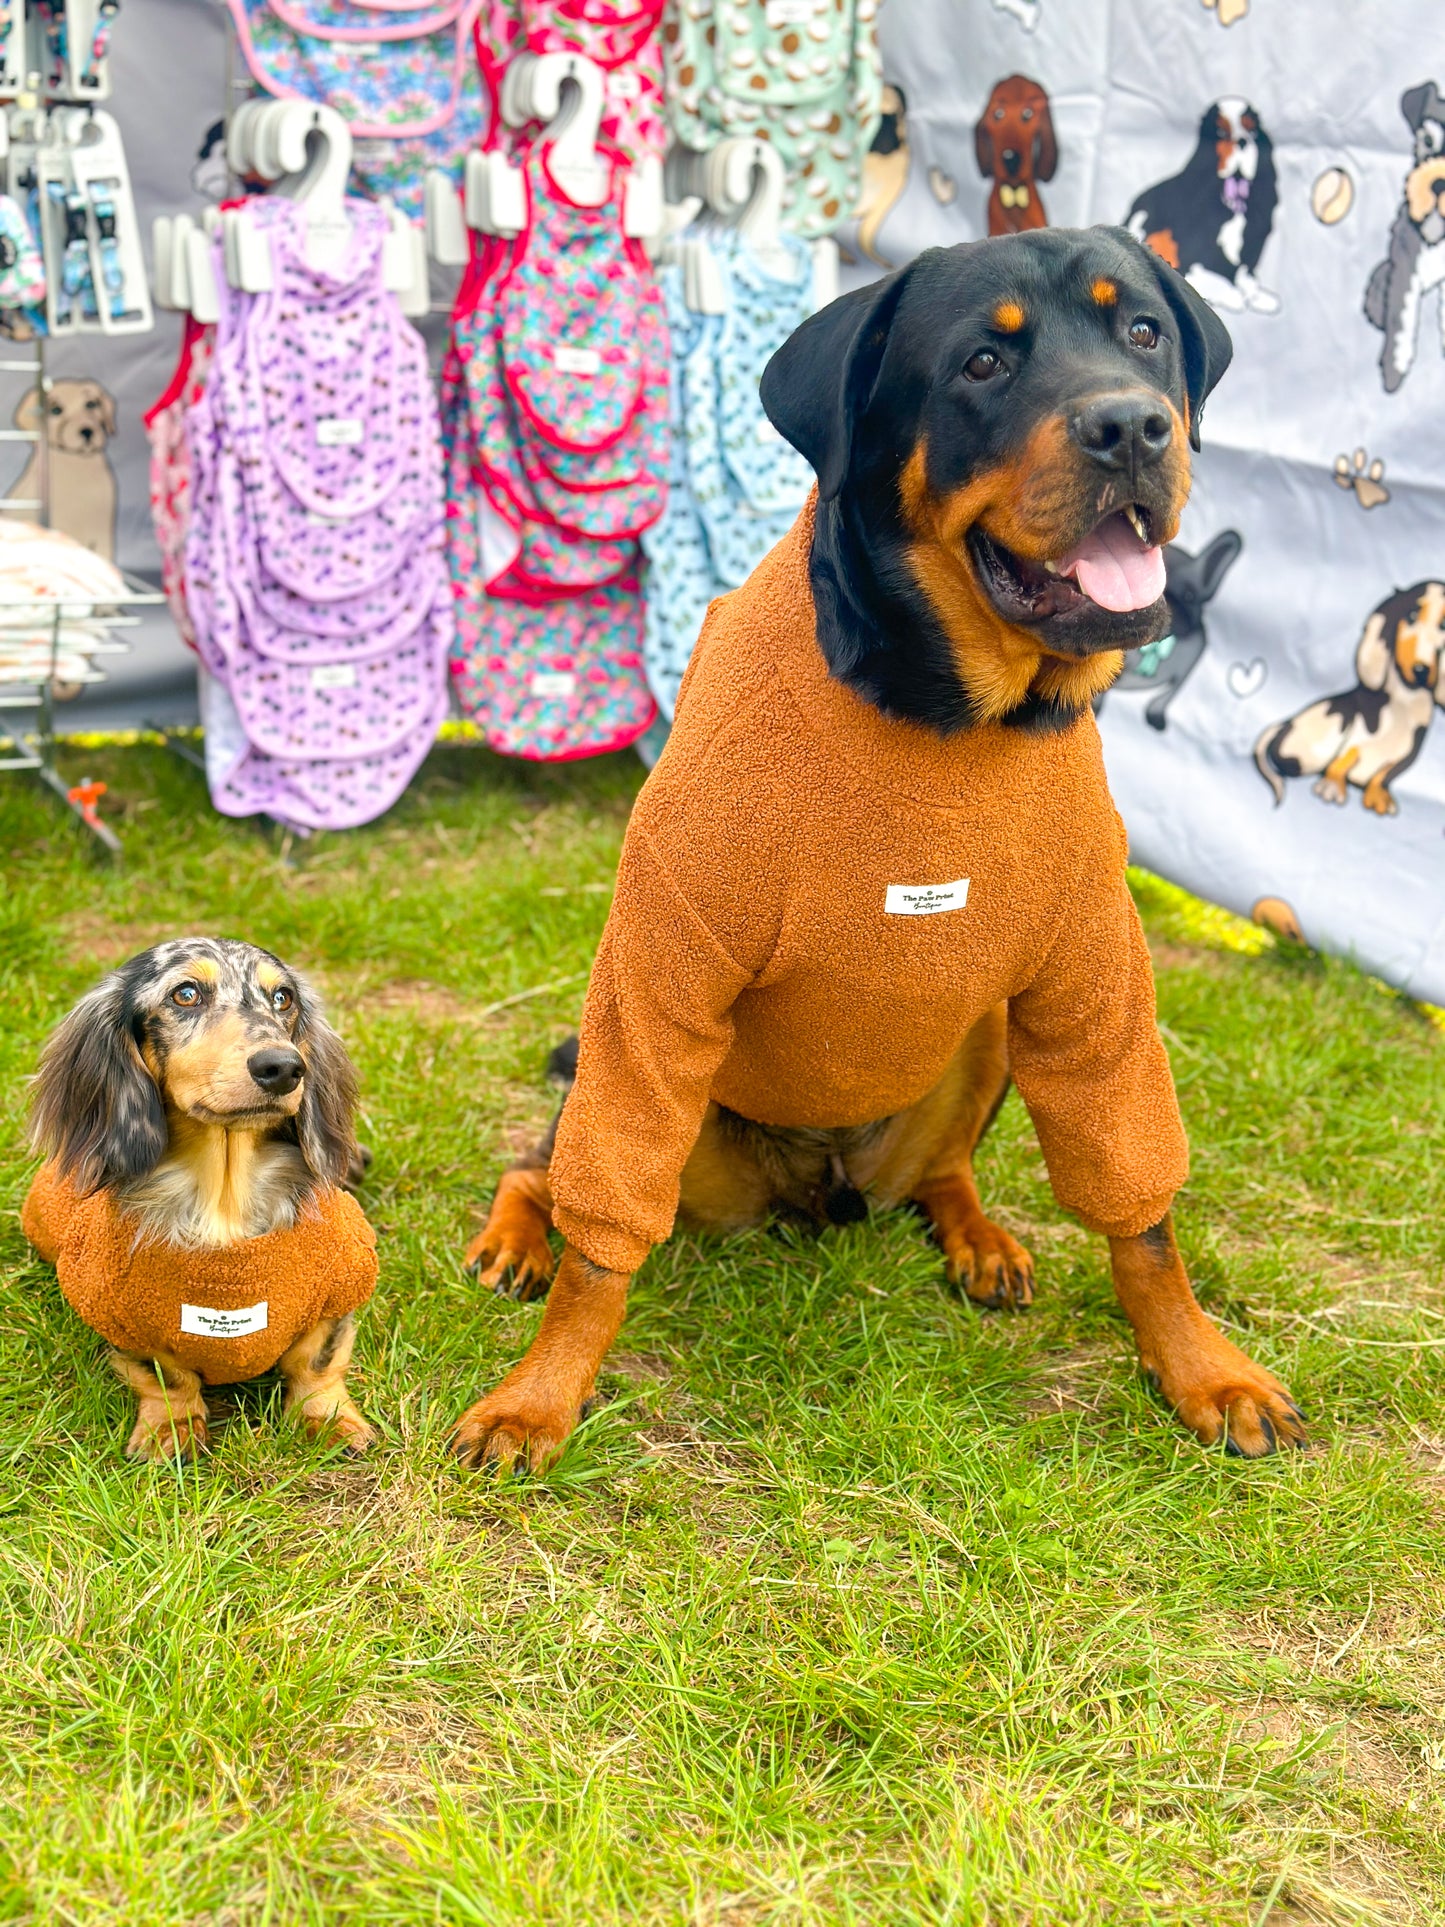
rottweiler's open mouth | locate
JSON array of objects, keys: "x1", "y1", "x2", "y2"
[{"x1": 969, "y1": 505, "x2": 1165, "y2": 627}]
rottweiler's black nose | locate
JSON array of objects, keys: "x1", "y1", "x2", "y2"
[
  {"x1": 1072, "y1": 394, "x2": 1173, "y2": 471},
  {"x1": 248, "y1": 1046, "x2": 304, "y2": 1095}
]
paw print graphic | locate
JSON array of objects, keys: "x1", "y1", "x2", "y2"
[
  {"x1": 1333, "y1": 448, "x2": 1390, "y2": 510},
  {"x1": 1201, "y1": 0, "x2": 1248, "y2": 22}
]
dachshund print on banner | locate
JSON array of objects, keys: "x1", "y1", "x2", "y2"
[
  {"x1": 1097, "y1": 529, "x2": 1242, "y2": 731},
  {"x1": 1364, "y1": 81, "x2": 1445, "y2": 393},
  {"x1": 855, "y1": 85, "x2": 909, "y2": 268},
  {"x1": 1255, "y1": 580, "x2": 1445, "y2": 816},
  {"x1": 1126, "y1": 99, "x2": 1279, "y2": 314},
  {"x1": 975, "y1": 75, "x2": 1055, "y2": 236},
  {"x1": 10, "y1": 377, "x2": 119, "y2": 560}
]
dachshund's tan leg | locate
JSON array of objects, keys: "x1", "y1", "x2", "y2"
[
  {"x1": 109, "y1": 1349, "x2": 210, "y2": 1461},
  {"x1": 908, "y1": 1006, "x2": 1035, "y2": 1310},
  {"x1": 452, "y1": 1248, "x2": 629, "y2": 1475},
  {"x1": 1111, "y1": 1215, "x2": 1306, "y2": 1457},
  {"x1": 1313, "y1": 744, "x2": 1359, "y2": 804},
  {"x1": 279, "y1": 1313, "x2": 374, "y2": 1453},
  {"x1": 464, "y1": 1165, "x2": 556, "y2": 1299}
]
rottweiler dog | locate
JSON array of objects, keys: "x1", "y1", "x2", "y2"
[{"x1": 455, "y1": 227, "x2": 1308, "y2": 1474}]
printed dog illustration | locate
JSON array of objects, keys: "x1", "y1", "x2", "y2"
[
  {"x1": 1097, "y1": 528, "x2": 1242, "y2": 730},
  {"x1": 975, "y1": 75, "x2": 1056, "y2": 236},
  {"x1": 1255, "y1": 579, "x2": 1445, "y2": 815},
  {"x1": 856, "y1": 84, "x2": 909, "y2": 267},
  {"x1": 10, "y1": 377, "x2": 119, "y2": 560},
  {"x1": 1364, "y1": 81, "x2": 1445, "y2": 393},
  {"x1": 1127, "y1": 98, "x2": 1279, "y2": 314}
]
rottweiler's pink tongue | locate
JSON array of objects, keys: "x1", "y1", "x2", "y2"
[{"x1": 1057, "y1": 514, "x2": 1165, "y2": 613}]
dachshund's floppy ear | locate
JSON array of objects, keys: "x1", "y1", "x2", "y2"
[
  {"x1": 760, "y1": 264, "x2": 914, "y2": 501},
  {"x1": 30, "y1": 973, "x2": 167, "y2": 1195},
  {"x1": 1109, "y1": 229, "x2": 1232, "y2": 450},
  {"x1": 290, "y1": 978, "x2": 360, "y2": 1188}
]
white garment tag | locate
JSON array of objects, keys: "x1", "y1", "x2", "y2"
[
  {"x1": 531, "y1": 670, "x2": 577, "y2": 699},
  {"x1": 607, "y1": 69, "x2": 642, "y2": 100},
  {"x1": 349, "y1": 40, "x2": 382, "y2": 54},
  {"x1": 180, "y1": 1300, "x2": 269, "y2": 1339},
  {"x1": 885, "y1": 878, "x2": 970, "y2": 916},
  {"x1": 310, "y1": 662, "x2": 358, "y2": 690},
  {"x1": 316, "y1": 418, "x2": 364, "y2": 446},
  {"x1": 767, "y1": 0, "x2": 815, "y2": 22},
  {"x1": 553, "y1": 345, "x2": 601, "y2": 377}
]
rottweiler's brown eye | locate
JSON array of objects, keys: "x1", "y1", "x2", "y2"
[
  {"x1": 963, "y1": 350, "x2": 1003, "y2": 382},
  {"x1": 1128, "y1": 318, "x2": 1160, "y2": 350},
  {"x1": 171, "y1": 982, "x2": 201, "y2": 1008},
  {"x1": 271, "y1": 986, "x2": 294, "y2": 1013}
]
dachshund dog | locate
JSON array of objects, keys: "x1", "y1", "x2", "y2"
[
  {"x1": 1365, "y1": 81, "x2": 1445, "y2": 393},
  {"x1": 975, "y1": 75, "x2": 1056, "y2": 236},
  {"x1": 1255, "y1": 579, "x2": 1445, "y2": 815},
  {"x1": 1127, "y1": 99, "x2": 1279, "y2": 315},
  {"x1": 26, "y1": 940, "x2": 375, "y2": 1460},
  {"x1": 453, "y1": 229, "x2": 1307, "y2": 1478}
]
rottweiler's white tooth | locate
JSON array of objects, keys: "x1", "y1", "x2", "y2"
[
  {"x1": 1123, "y1": 505, "x2": 1147, "y2": 543},
  {"x1": 1043, "y1": 559, "x2": 1061, "y2": 575}
]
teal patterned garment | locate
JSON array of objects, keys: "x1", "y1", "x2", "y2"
[
  {"x1": 642, "y1": 233, "x2": 817, "y2": 719},
  {"x1": 663, "y1": 0, "x2": 883, "y2": 237}
]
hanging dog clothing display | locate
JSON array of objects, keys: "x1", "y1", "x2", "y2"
[
  {"x1": 184, "y1": 196, "x2": 450, "y2": 829},
  {"x1": 444, "y1": 136, "x2": 663, "y2": 758},
  {"x1": 145, "y1": 315, "x2": 216, "y2": 654},
  {"x1": 225, "y1": 0, "x2": 487, "y2": 218},
  {"x1": 476, "y1": 0, "x2": 667, "y2": 166},
  {"x1": 662, "y1": 0, "x2": 884, "y2": 236},
  {"x1": 642, "y1": 225, "x2": 816, "y2": 717}
]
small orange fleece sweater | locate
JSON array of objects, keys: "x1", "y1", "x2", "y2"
[
  {"x1": 548, "y1": 498, "x2": 1188, "y2": 1274},
  {"x1": 21, "y1": 1162, "x2": 377, "y2": 1386}
]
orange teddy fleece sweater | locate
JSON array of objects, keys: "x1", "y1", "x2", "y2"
[
  {"x1": 549, "y1": 496, "x2": 1189, "y2": 1274},
  {"x1": 22, "y1": 1162, "x2": 377, "y2": 1386}
]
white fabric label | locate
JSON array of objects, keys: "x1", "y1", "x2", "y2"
[
  {"x1": 180, "y1": 1300, "x2": 269, "y2": 1339},
  {"x1": 767, "y1": 0, "x2": 815, "y2": 21},
  {"x1": 553, "y1": 345, "x2": 601, "y2": 377},
  {"x1": 885, "y1": 878, "x2": 970, "y2": 916},
  {"x1": 531, "y1": 670, "x2": 577, "y2": 698},
  {"x1": 310, "y1": 663, "x2": 357, "y2": 690},
  {"x1": 316, "y1": 417, "x2": 363, "y2": 446}
]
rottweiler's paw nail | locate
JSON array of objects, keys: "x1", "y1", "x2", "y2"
[{"x1": 1258, "y1": 1413, "x2": 1277, "y2": 1452}]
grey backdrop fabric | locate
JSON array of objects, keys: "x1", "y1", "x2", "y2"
[{"x1": 865, "y1": 0, "x2": 1445, "y2": 1001}]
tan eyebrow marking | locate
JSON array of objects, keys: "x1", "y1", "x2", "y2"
[
  {"x1": 186, "y1": 956, "x2": 219, "y2": 983},
  {"x1": 993, "y1": 300, "x2": 1025, "y2": 333},
  {"x1": 1092, "y1": 278, "x2": 1118, "y2": 306}
]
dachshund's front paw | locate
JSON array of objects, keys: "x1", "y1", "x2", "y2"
[
  {"x1": 451, "y1": 1374, "x2": 578, "y2": 1475},
  {"x1": 127, "y1": 1404, "x2": 210, "y2": 1462},
  {"x1": 1142, "y1": 1325, "x2": 1307, "y2": 1458},
  {"x1": 293, "y1": 1392, "x2": 375, "y2": 1455}
]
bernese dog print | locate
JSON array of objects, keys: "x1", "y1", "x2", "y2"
[
  {"x1": 1126, "y1": 99, "x2": 1279, "y2": 315},
  {"x1": 1364, "y1": 81, "x2": 1445, "y2": 393}
]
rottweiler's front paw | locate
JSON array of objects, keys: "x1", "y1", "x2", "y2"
[
  {"x1": 1142, "y1": 1326, "x2": 1307, "y2": 1457},
  {"x1": 451, "y1": 1375, "x2": 577, "y2": 1475},
  {"x1": 464, "y1": 1219, "x2": 555, "y2": 1300},
  {"x1": 944, "y1": 1215, "x2": 1035, "y2": 1310}
]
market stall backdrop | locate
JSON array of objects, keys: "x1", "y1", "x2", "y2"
[{"x1": 41, "y1": 0, "x2": 1445, "y2": 1002}]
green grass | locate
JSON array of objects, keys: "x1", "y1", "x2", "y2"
[{"x1": 2, "y1": 742, "x2": 1444, "y2": 1925}]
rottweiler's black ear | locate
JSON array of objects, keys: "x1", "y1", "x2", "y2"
[
  {"x1": 760, "y1": 266, "x2": 913, "y2": 501},
  {"x1": 1108, "y1": 229, "x2": 1233, "y2": 451}
]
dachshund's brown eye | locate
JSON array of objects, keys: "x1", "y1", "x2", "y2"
[
  {"x1": 963, "y1": 350, "x2": 1003, "y2": 382},
  {"x1": 271, "y1": 986, "x2": 294, "y2": 1013},
  {"x1": 171, "y1": 982, "x2": 201, "y2": 1008},
  {"x1": 1128, "y1": 318, "x2": 1160, "y2": 350}
]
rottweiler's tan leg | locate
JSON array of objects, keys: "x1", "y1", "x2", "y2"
[
  {"x1": 1313, "y1": 744, "x2": 1358, "y2": 805},
  {"x1": 279, "y1": 1313, "x2": 374, "y2": 1453},
  {"x1": 109, "y1": 1348, "x2": 210, "y2": 1461},
  {"x1": 465, "y1": 1165, "x2": 556, "y2": 1299},
  {"x1": 906, "y1": 1006, "x2": 1035, "y2": 1309},
  {"x1": 452, "y1": 1248, "x2": 628, "y2": 1474},
  {"x1": 1111, "y1": 1215, "x2": 1306, "y2": 1457}
]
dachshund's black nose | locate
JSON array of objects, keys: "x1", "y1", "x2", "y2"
[
  {"x1": 1072, "y1": 394, "x2": 1173, "y2": 472},
  {"x1": 248, "y1": 1046, "x2": 304, "y2": 1095}
]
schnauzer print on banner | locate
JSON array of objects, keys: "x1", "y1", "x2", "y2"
[{"x1": 1365, "y1": 81, "x2": 1445, "y2": 393}]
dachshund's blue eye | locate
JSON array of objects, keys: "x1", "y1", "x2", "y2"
[
  {"x1": 171, "y1": 982, "x2": 201, "y2": 1008},
  {"x1": 272, "y1": 986, "x2": 294, "y2": 1012}
]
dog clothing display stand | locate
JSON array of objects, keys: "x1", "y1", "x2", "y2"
[{"x1": 0, "y1": 32, "x2": 160, "y2": 859}]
